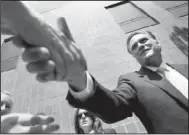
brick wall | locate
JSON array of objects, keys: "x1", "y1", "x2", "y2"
[{"x1": 1, "y1": 1, "x2": 188, "y2": 133}]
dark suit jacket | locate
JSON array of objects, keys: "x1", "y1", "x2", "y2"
[{"x1": 67, "y1": 64, "x2": 188, "y2": 133}]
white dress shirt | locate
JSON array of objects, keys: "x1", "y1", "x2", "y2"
[{"x1": 145, "y1": 62, "x2": 188, "y2": 99}]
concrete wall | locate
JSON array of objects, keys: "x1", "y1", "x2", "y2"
[{"x1": 1, "y1": 1, "x2": 188, "y2": 133}]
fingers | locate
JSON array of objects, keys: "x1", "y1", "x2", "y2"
[
  {"x1": 30, "y1": 115, "x2": 55, "y2": 126},
  {"x1": 23, "y1": 124, "x2": 60, "y2": 133},
  {"x1": 27, "y1": 60, "x2": 55, "y2": 73},
  {"x1": 2, "y1": 113, "x2": 59, "y2": 133},
  {"x1": 22, "y1": 47, "x2": 50, "y2": 62},
  {"x1": 57, "y1": 17, "x2": 75, "y2": 43},
  {"x1": 12, "y1": 36, "x2": 50, "y2": 60},
  {"x1": 13, "y1": 37, "x2": 55, "y2": 76},
  {"x1": 16, "y1": 113, "x2": 55, "y2": 126},
  {"x1": 7, "y1": 123, "x2": 59, "y2": 133},
  {"x1": 36, "y1": 72, "x2": 56, "y2": 82},
  {"x1": 12, "y1": 36, "x2": 57, "y2": 81}
]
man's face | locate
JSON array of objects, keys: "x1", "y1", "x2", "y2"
[
  {"x1": 78, "y1": 109, "x2": 93, "y2": 132},
  {"x1": 128, "y1": 33, "x2": 161, "y2": 66},
  {"x1": 1, "y1": 92, "x2": 13, "y2": 115}
]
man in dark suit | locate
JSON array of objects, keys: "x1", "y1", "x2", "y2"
[
  {"x1": 3, "y1": 4, "x2": 187, "y2": 132},
  {"x1": 66, "y1": 31, "x2": 188, "y2": 133},
  {"x1": 16, "y1": 29, "x2": 188, "y2": 133}
]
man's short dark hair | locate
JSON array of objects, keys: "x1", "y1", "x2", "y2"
[{"x1": 126, "y1": 31, "x2": 157, "y2": 54}]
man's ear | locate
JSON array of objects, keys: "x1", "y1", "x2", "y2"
[{"x1": 57, "y1": 17, "x2": 75, "y2": 43}]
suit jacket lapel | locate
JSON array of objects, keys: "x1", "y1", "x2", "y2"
[{"x1": 137, "y1": 67, "x2": 188, "y2": 109}]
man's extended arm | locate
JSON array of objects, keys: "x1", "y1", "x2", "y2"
[{"x1": 67, "y1": 73, "x2": 137, "y2": 123}]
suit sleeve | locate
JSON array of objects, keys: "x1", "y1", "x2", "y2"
[{"x1": 66, "y1": 74, "x2": 137, "y2": 124}]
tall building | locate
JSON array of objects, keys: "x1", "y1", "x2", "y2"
[{"x1": 1, "y1": 1, "x2": 188, "y2": 133}]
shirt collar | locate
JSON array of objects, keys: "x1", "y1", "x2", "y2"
[{"x1": 144, "y1": 61, "x2": 167, "y2": 72}]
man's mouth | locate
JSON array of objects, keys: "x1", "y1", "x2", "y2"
[{"x1": 141, "y1": 48, "x2": 150, "y2": 56}]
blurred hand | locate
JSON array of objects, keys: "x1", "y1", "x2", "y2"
[
  {"x1": 1, "y1": 113, "x2": 59, "y2": 133},
  {"x1": 1, "y1": 17, "x2": 14, "y2": 35},
  {"x1": 2, "y1": 1, "x2": 88, "y2": 90}
]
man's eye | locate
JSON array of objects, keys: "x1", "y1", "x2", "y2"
[
  {"x1": 6, "y1": 105, "x2": 10, "y2": 108},
  {"x1": 140, "y1": 39, "x2": 148, "y2": 44}
]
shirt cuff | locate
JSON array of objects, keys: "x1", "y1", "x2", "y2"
[{"x1": 68, "y1": 71, "x2": 95, "y2": 98}]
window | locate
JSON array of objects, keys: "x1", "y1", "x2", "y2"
[
  {"x1": 153, "y1": 1, "x2": 188, "y2": 18},
  {"x1": 105, "y1": 1, "x2": 159, "y2": 34},
  {"x1": 1, "y1": 37, "x2": 21, "y2": 72}
]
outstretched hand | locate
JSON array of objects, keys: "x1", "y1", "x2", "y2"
[
  {"x1": 1, "y1": 113, "x2": 59, "y2": 133},
  {"x1": 1, "y1": 1, "x2": 88, "y2": 90}
]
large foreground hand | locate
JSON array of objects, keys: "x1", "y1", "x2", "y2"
[
  {"x1": 1, "y1": 113, "x2": 59, "y2": 133},
  {"x1": 1, "y1": 1, "x2": 88, "y2": 90}
]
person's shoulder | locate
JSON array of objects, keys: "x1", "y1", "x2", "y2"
[
  {"x1": 103, "y1": 128, "x2": 117, "y2": 133},
  {"x1": 118, "y1": 71, "x2": 140, "y2": 81}
]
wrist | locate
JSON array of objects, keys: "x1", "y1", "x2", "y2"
[{"x1": 68, "y1": 71, "x2": 87, "y2": 91}]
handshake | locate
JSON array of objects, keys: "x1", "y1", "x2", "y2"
[
  {"x1": 1, "y1": 1, "x2": 88, "y2": 90},
  {"x1": 1, "y1": 1, "x2": 89, "y2": 133}
]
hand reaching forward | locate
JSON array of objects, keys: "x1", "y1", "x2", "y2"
[
  {"x1": 1, "y1": 113, "x2": 59, "y2": 133},
  {"x1": 1, "y1": 1, "x2": 87, "y2": 90}
]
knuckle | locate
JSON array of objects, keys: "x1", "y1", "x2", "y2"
[
  {"x1": 47, "y1": 60, "x2": 55, "y2": 69},
  {"x1": 35, "y1": 47, "x2": 50, "y2": 60}
]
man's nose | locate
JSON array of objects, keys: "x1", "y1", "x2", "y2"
[{"x1": 138, "y1": 43, "x2": 145, "y2": 51}]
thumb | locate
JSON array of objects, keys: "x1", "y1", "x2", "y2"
[{"x1": 57, "y1": 17, "x2": 75, "y2": 43}]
